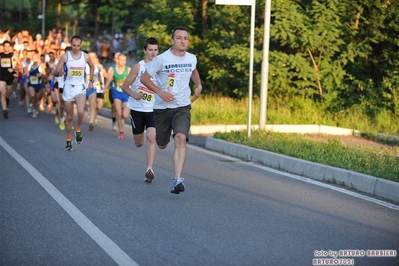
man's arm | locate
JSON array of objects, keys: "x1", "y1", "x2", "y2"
[
  {"x1": 48, "y1": 54, "x2": 67, "y2": 80},
  {"x1": 190, "y1": 69, "x2": 202, "y2": 103},
  {"x1": 99, "y1": 64, "x2": 108, "y2": 79},
  {"x1": 85, "y1": 53, "x2": 95, "y2": 90},
  {"x1": 121, "y1": 63, "x2": 141, "y2": 99},
  {"x1": 104, "y1": 67, "x2": 114, "y2": 93},
  {"x1": 141, "y1": 71, "x2": 174, "y2": 103},
  {"x1": 140, "y1": 72, "x2": 159, "y2": 94}
]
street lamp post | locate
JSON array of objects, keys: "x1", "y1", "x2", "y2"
[
  {"x1": 42, "y1": 0, "x2": 46, "y2": 38},
  {"x1": 259, "y1": 0, "x2": 272, "y2": 130},
  {"x1": 216, "y1": 0, "x2": 256, "y2": 137}
]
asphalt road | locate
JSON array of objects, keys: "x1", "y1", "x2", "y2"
[{"x1": 1, "y1": 100, "x2": 398, "y2": 266}]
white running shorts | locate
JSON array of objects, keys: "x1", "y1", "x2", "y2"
[{"x1": 63, "y1": 83, "x2": 87, "y2": 102}]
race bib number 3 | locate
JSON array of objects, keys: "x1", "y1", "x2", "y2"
[
  {"x1": 167, "y1": 74, "x2": 175, "y2": 90},
  {"x1": 166, "y1": 73, "x2": 180, "y2": 93}
]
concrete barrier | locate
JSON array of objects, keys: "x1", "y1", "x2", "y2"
[{"x1": 205, "y1": 137, "x2": 399, "y2": 204}]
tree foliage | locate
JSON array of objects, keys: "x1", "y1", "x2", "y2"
[{"x1": 6, "y1": 0, "x2": 399, "y2": 122}]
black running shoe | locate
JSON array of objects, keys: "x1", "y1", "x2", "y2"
[
  {"x1": 65, "y1": 140, "x2": 73, "y2": 151},
  {"x1": 170, "y1": 178, "x2": 185, "y2": 194},
  {"x1": 75, "y1": 130, "x2": 83, "y2": 144},
  {"x1": 3, "y1": 110, "x2": 8, "y2": 119}
]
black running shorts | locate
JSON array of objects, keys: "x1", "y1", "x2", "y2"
[{"x1": 130, "y1": 110, "x2": 155, "y2": 135}]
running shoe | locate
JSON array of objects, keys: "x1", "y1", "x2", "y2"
[
  {"x1": 65, "y1": 139, "x2": 73, "y2": 151},
  {"x1": 39, "y1": 104, "x2": 44, "y2": 111},
  {"x1": 51, "y1": 106, "x2": 57, "y2": 114},
  {"x1": 75, "y1": 130, "x2": 83, "y2": 144},
  {"x1": 12, "y1": 91, "x2": 17, "y2": 99},
  {"x1": 112, "y1": 121, "x2": 117, "y2": 131},
  {"x1": 170, "y1": 178, "x2": 185, "y2": 194},
  {"x1": 3, "y1": 110, "x2": 8, "y2": 119},
  {"x1": 118, "y1": 132, "x2": 124, "y2": 139},
  {"x1": 32, "y1": 112, "x2": 37, "y2": 118},
  {"x1": 47, "y1": 104, "x2": 52, "y2": 113},
  {"x1": 94, "y1": 119, "x2": 98, "y2": 126},
  {"x1": 27, "y1": 105, "x2": 33, "y2": 114},
  {"x1": 59, "y1": 118, "x2": 65, "y2": 130},
  {"x1": 145, "y1": 169, "x2": 155, "y2": 183},
  {"x1": 55, "y1": 116, "x2": 60, "y2": 124},
  {"x1": 89, "y1": 122, "x2": 94, "y2": 131}
]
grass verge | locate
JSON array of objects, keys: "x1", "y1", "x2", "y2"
[{"x1": 214, "y1": 130, "x2": 399, "y2": 182}]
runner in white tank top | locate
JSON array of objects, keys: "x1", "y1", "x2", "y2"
[
  {"x1": 54, "y1": 47, "x2": 69, "y2": 131},
  {"x1": 64, "y1": 50, "x2": 87, "y2": 86},
  {"x1": 85, "y1": 52, "x2": 103, "y2": 131},
  {"x1": 126, "y1": 60, "x2": 156, "y2": 112},
  {"x1": 48, "y1": 35, "x2": 95, "y2": 151},
  {"x1": 121, "y1": 37, "x2": 159, "y2": 183}
]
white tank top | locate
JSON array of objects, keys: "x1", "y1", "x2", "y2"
[
  {"x1": 64, "y1": 51, "x2": 86, "y2": 85},
  {"x1": 85, "y1": 64, "x2": 101, "y2": 90},
  {"x1": 57, "y1": 75, "x2": 64, "y2": 88},
  {"x1": 127, "y1": 60, "x2": 156, "y2": 112}
]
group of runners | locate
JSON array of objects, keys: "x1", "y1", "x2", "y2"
[{"x1": 1, "y1": 26, "x2": 203, "y2": 194}]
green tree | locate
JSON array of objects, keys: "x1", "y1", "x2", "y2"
[{"x1": 20, "y1": 0, "x2": 398, "y2": 124}]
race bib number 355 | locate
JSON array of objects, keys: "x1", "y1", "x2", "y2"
[{"x1": 69, "y1": 67, "x2": 84, "y2": 77}]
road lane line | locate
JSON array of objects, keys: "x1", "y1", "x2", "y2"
[
  {"x1": 0, "y1": 137, "x2": 139, "y2": 266},
  {"x1": 188, "y1": 144, "x2": 399, "y2": 211}
]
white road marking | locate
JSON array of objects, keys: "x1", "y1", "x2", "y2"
[
  {"x1": 188, "y1": 144, "x2": 399, "y2": 211},
  {"x1": 0, "y1": 137, "x2": 139, "y2": 266}
]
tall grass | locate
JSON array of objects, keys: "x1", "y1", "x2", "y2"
[
  {"x1": 105, "y1": 94, "x2": 399, "y2": 135},
  {"x1": 191, "y1": 96, "x2": 399, "y2": 135}
]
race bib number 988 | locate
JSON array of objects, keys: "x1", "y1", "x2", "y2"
[{"x1": 138, "y1": 86, "x2": 155, "y2": 103}]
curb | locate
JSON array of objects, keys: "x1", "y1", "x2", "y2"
[{"x1": 205, "y1": 137, "x2": 399, "y2": 204}]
